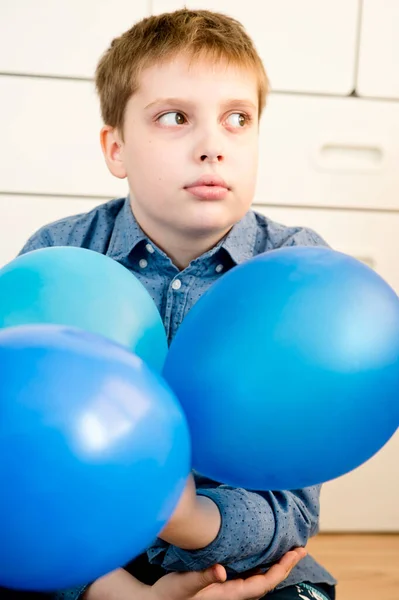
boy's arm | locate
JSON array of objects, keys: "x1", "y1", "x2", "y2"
[
  {"x1": 148, "y1": 483, "x2": 319, "y2": 573},
  {"x1": 45, "y1": 479, "x2": 312, "y2": 599},
  {"x1": 159, "y1": 473, "x2": 222, "y2": 550}
]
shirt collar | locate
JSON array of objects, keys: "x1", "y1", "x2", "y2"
[
  {"x1": 220, "y1": 210, "x2": 258, "y2": 265},
  {"x1": 107, "y1": 197, "x2": 147, "y2": 261},
  {"x1": 107, "y1": 197, "x2": 258, "y2": 266}
]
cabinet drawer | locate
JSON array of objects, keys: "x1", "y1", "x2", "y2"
[
  {"x1": 0, "y1": 0, "x2": 150, "y2": 78},
  {"x1": 153, "y1": 0, "x2": 359, "y2": 95},
  {"x1": 256, "y1": 93, "x2": 399, "y2": 211},
  {"x1": 0, "y1": 77, "x2": 127, "y2": 198},
  {"x1": 357, "y1": 0, "x2": 399, "y2": 100}
]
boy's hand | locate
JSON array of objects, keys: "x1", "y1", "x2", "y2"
[
  {"x1": 150, "y1": 547, "x2": 307, "y2": 600},
  {"x1": 83, "y1": 547, "x2": 305, "y2": 600}
]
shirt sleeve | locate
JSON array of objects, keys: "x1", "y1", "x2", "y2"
[
  {"x1": 50, "y1": 585, "x2": 88, "y2": 600},
  {"x1": 147, "y1": 485, "x2": 321, "y2": 572},
  {"x1": 17, "y1": 227, "x2": 54, "y2": 256}
]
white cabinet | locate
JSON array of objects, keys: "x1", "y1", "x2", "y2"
[
  {"x1": 0, "y1": 76, "x2": 127, "y2": 198},
  {"x1": 253, "y1": 203, "x2": 399, "y2": 531},
  {"x1": 0, "y1": 195, "x2": 103, "y2": 267},
  {"x1": 256, "y1": 93, "x2": 399, "y2": 211},
  {"x1": 320, "y1": 432, "x2": 399, "y2": 532},
  {"x1": 357, "y1": 0, "x2": 399, "y2": 100},
  {"x1": 152, "y1": 0, "x2": 359, "y2": 95},
  {"x1": 0, "y1": 1, "x2": 150, "y2": 78}
]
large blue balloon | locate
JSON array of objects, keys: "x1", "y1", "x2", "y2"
[
  {"x1": 164, "y1": 246, "x2": 399, "y2": 491},
  {"x1": 0, "y1": 247, "x2": 167, "y2": 372},
  {"x1": 0, "y1": 325, "x2": 190, "y2": 591}
]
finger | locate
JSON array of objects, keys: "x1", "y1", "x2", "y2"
[
  {"x1": 176, "y1": 564, "x2": 227, "y2": 596},
  {"x1": 275, "y1": 547, "x2": 307, "y2": 573}
]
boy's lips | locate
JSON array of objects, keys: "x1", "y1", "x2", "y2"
[{"x1": 184, "y1": 175, "x2": 230, "y2": 200}]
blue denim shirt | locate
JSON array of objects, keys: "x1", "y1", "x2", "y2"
[{"x1": 19, "y1": 197, "x2": 336, "y2": 597}]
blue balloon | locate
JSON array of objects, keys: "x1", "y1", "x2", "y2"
[
  {"x1": 0, "y1": 247, "x2": 167, "y2": 372},
  {"x1": 163, "y1": 246, "x2": 399, "y2": 491},
  {"x1": 0, "y1": 325, "x2": 190, "y2": 591}
]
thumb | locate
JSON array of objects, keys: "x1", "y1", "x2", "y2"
[{"x1": 177, "y1": 565, "x2": 227, "y2": 597}]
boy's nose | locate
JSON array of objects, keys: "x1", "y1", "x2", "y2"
[{"x1": 195, "y1": 129, "x2": 225, "y2": 163}]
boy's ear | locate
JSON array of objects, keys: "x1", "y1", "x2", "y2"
[{"x1": 100, "y1": 126, "x2": 127, "y2": 179}]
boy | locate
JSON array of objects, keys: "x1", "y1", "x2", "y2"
[{"x1": 17, "y1": 9, "x2": 336, "y2": 600}]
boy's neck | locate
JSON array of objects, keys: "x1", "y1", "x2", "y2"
[{"x1": 131, "y1": 205, "x2": 231, "y2": 270}]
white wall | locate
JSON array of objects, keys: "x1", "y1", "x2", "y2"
[{"x1": 0, "y1": 0, "x2": 398, "y2": 531}]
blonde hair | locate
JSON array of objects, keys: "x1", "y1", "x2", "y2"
[{"x1": 95, "y1": 9, "x2": 269, "y2": 137}]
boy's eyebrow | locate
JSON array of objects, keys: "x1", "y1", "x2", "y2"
[
  {"x1": 144, "y1": 97, "x2": 257, "y2": 111},
  {"x1": 221, "y1": 99, "x2": 258, "y2": 112},
  {"x1": 144, "y1": 97, "x2": 195, "y2": 110}
]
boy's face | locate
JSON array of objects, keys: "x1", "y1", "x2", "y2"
[{"x1": 104, "y1": 54, "x2": 259, "y2": 241}]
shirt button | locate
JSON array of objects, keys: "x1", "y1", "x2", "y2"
[
  {"x1": 215, "y1": 264, "x2": 224, "y2": 273},
  {"x1": 146, "y1": 244, "x2": 155, "y2": 254},
  {"x1": 172, "y1": 279, "x2": 182, "y2": 290},
  {"x1": 139, "y1": 259, "x2": 148, "y2": 269}
]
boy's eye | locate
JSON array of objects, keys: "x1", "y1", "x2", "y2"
[
  {"x1": 226, "y1": 113, "x2": 248, "y2": 128},
  {"x1": 157, "y1": 112, "x2": 187, "y2": 126}
]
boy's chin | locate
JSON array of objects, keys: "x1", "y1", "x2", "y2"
[
  {"x1": 180, "y1": 205, "x2": 244, "y2": 235},
  {"x1": 180, "y1": 216, "x2": 236, "y2": 237}
]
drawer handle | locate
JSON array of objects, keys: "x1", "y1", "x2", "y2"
[{"x1": 315, "y1": 144, "x2": 383, "y2": 172}]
